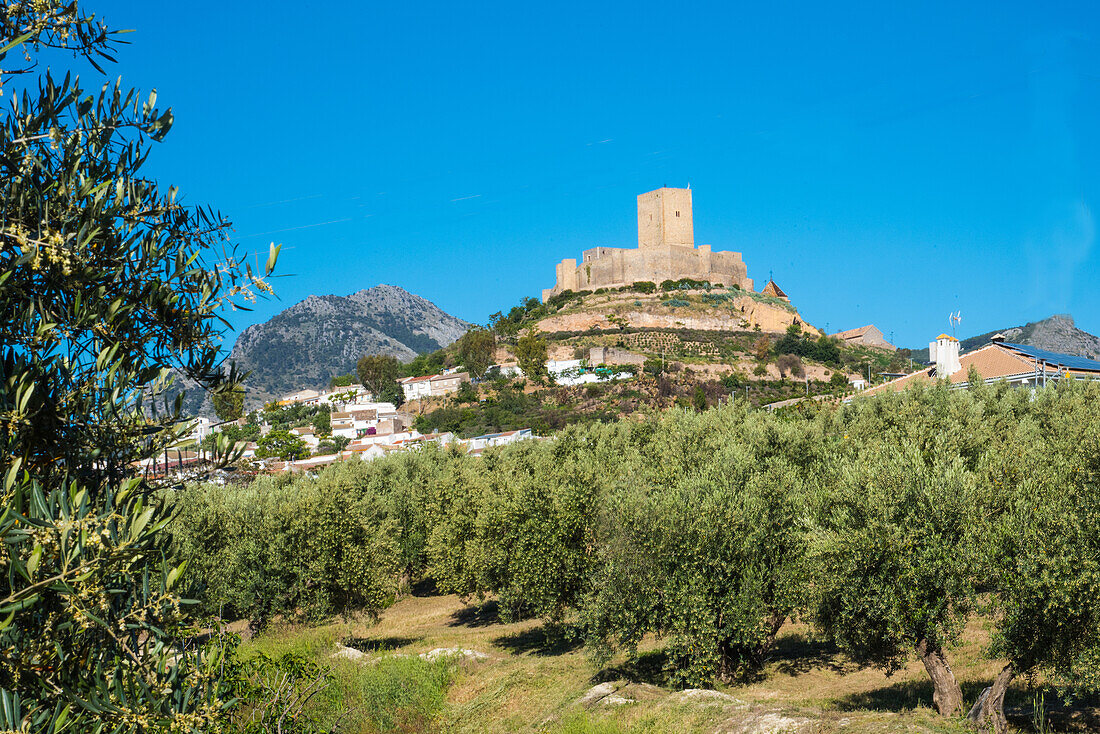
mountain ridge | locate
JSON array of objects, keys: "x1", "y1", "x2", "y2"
[{"x1": 228, "y1": 284, "x2": 470, "y2": 407}]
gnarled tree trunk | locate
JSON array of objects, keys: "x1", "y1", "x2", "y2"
[
  {"x1": 967, "y1": 663, "x2": 1014, "y2": 734},
  {"x1": 916, "y1": 637, "x2": 964, "y2": 716}
]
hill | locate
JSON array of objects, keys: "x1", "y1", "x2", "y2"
[
  {"x1": 908, "y1": 314, "x2": 1100, "y2": 364},
  {"x1": 229, "y1": 284, "x2": 470, "y2": 407}
]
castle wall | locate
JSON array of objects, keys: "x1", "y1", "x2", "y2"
[
  {"x1": 543, "y1": 187, "x2": 755, "y2": 301},
  {"x1": 562, "y1": 245, "x2": 751, "y2": 293}
]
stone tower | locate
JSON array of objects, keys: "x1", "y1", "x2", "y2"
[{"x1": 637, "y1": 187, "x2": 694, "y2": 249}]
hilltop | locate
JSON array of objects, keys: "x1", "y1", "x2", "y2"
[
  {"x1": 907, "y1": 314, "x2": 1100, "y2": 363},
  {"x1": 228, "y1": 285, "x2": 470, "y2": 406}
]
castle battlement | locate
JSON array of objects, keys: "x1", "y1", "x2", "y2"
[{"x1": 542, "y1": 187, "x2": 753, "y2": 301}]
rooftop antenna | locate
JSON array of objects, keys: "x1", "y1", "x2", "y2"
[{"x1": 949, "y1": 311, "x2": 962, "y2": 339}]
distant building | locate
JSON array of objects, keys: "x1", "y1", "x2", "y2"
[
  {"x1": 462, "y1": 429, "x2": 534, "y2": 453},
  {"x1": 429, "y1": 372, "x2": 470, "y2": 397},
  {"x1": 543, "y1": 187, "x2": 753, "y2": 302},
  {"x1": 832, "y1": 324, "x2": 896, "y2": 352},
  {"x1": 589, "y1": 346, "x2": 646, "y2": 366},
  {"x1": 859, "y1": 334, "x2": 1100, "y2": 398}
]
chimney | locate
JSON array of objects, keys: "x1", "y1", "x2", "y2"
[{"x1": 929, "y1": 334, "x2": 961, "y2": 377}]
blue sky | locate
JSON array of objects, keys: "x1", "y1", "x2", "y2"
[{"x1": 98, "y1": 1, "x2": 1100, "y2": 347}]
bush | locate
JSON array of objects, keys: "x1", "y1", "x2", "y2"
[{"x1": 630, "y1": 281, "x2": 657, "y2": 293}]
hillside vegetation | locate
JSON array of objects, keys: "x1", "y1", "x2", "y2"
[{"x1": 171, "y1": 380, "x2": 1100, "y2": 732}]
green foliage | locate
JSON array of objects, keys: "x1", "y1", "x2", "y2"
[
  {"x1": 403, "y1": 349, "x2": 447, "y2": 378},
  {"x1": 313, "y1": 437, "x2": 350, "y2": 455},
  {"x1": 661, "y1": 297, "x2": 690, "y2": 308},
  {"x1": 987, "y1": 384, "x2": 1100, "y2": 695},
  {"x1": 357, "y1": 354, "x2": 401, "y2": 397},
  {"x1": 775, "y1": 332, "x2": 842, "y2": 366},
  {"x1": 213, "y1": 384, "x2": 246, "y2": 422},
  {"x1": 261, "y1": 402, "x2": 330, "y2": 431},
  {"x1": 255, "y1": 429, "x2": 309, "y2": 460},
  {"x1": 457, "y1": 327, "x2": 496, "y2": 379},
  {"x1": 202, "y1": 422, "x2": 262, "y2": 450},
  {"x1": 692, "y1": 385, "x2": 707, "y2": 410},
  {"x1": 329, "y1": 373, "x2": 356, "y2": 388},
  {"x1": 170, "y1": 467, "x2": 404, "y2": 627},
  {"x1": 454, "y1": 381, "x2": 479, "y2": 404},
  {"x1": 813, "y1": 439, "x2": 981, "y2": 672},
  {"x1": 0, "y1": 3, "x2": 280, "y2": 728},
  {"x1": 515, "y1": 330, "x2": 549, "y2": 383},
  {"x1": 583, "y1": 408, "x2": 813, "y2": 686},
  {"x1": 630, "y1": 281, "x2": 657, "y2": 293},
  {"x1": 660, "y1": 278, "x2": 712, "y2": 291},
  {"x1": 164, "y1": 379, "x2": 1100, "y2": 723},
  {"x1": 311, "y1": 410, "x2": 331, "y2": 437},
  {"x1": 376, "y1": 381, "x2": 406, "y2": 408}
]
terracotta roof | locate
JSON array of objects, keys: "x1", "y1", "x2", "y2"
[
  {"x1": 860, "y1": 343, "x2": 1061, "y2": 397},
  {"x1": 762, "y1": 280, "x2": 788, "y2": 298}
]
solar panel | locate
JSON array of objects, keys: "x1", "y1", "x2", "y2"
[{"x1": 1000, "y1": 342, "x2": 1100, "y2": 373}]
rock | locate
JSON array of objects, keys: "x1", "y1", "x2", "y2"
[
  {"x1": 332, "y1": 644, "x2": 368, "y2": 662},
  {"x1": 577, "y1": 682, "x2": 619, "y2": 708},
  {"x1": 741, "y1": 713, "x2": 811, "y2": 734},
  {"x1": 678, "y1": 689, "x2": 744, "y2": 706},
  {"x1": 717, "y1": 710, "x2": 813, "y2": 734},
  {"x1": 418, "y1": 647, "x2": 489, "y2": 663},
  {"x1": 601, "y1": 694, "x2": 635, "y2": 706}
]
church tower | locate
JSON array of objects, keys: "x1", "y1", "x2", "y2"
[{"x1": 637, "y1": 187, "x2": 694, "y2": 249}]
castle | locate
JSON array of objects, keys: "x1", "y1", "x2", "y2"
[{"x1": 542, "y1": 187, "x2": 754, "y2": 302}]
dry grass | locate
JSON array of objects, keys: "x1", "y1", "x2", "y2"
[{"x1": 246, "y1": 592, "x2": 1096, "y2": 733}]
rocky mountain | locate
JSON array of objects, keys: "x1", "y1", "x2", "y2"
[
  {"x1": 227, "y1": 285, "x2": 470, "y2": 407},
  {"x1": 909, "y1": 314, "x2": 1100, "y2": 363}
]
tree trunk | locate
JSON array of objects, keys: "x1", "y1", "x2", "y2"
[
  {"x1": 967, "y1": 663, "x2": 1014, "y2": 734},
  {"x1": 915, "y1": 637, "x2": 964, "y2": 717},
  {"x1": 758, "y1": 612, "x2": 786, "y2": 664}
]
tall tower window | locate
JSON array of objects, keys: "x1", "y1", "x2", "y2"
[{"x1": 675, "y1": 211, "x2": 680, "y2": 217}]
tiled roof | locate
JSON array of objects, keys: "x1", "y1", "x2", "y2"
[
  {"x1": 860, "y1": 343, "x2": 1068, "y2": 397},
  {"x1": 762, "y1": 280, "x2": 788, "y2": 298}
]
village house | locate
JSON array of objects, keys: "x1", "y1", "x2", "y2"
[
  {"x1": 429, "y1": 372, "x2": 470, "y2": 397},
  {"x1": 859, "y1": 333, "x2": 1100, "y2": 398},
  {"x1": 399, "y1": 374, "x2": 434, "y2": 402},
  {"x1": 832, "y1": 324, "x2": 896, "y2": 351}
]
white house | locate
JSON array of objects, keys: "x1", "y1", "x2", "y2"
[
  {"x1": 462, "y1": 428, "x2": 534, "y2": 452},
  {"x1": 400, "y1": 375, "x2": 434, "y2": 401}
]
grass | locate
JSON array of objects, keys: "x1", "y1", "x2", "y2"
[{"x1": 236, "y1": 594, "x2": 1090, "y2": 733}]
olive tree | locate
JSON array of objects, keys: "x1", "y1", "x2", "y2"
[
  {"x1": 969, "y1": 382, "x2": 1100, "y2": 733},
  {"x1": 813, "y1": 440, "x2": 981, "y2": 717},
  {"x1": 582, "y1": 410, "x2": 811, "y2": 686},
  {"x1": 0, "y1": 2, "x2": 277, "y2": 729}
]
